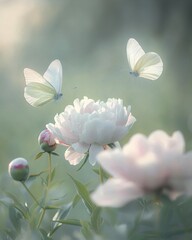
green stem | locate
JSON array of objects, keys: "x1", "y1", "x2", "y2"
[
  {"x1": 37, "y1": 207, "x2": 46, "y2": 228},
  {"x1": 99, "y1": 165, "x2": 104, "y2": 183},
  {"x1": 22, "y1": 153, "x2": 53, "y2": 229},
  {"x1": 48, "y1": 153, "x2": 52, "y2": 187},
  {"x1": 37, "y1": 153, "x2": 53, "y2": 228},
  {"x1": 21, "y1": 182, "x2": 41, "y2": 207}
]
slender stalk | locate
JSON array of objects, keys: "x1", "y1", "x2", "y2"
[
  {"x1": 37, "y1": 208, "x2": 46, "y2": 228},
  {"x1": 99, "y1": 165, "x2": 104, "y2": 183},
  {"x1": 21, "y1": 153, "x2": 54, "y2": 229},
  {"x1": 47, "y1": 153, "x2": 52, "y2": 187},
  {"x1": 37, "y1": 153, "x2": 53, "y2": 228},
  {"x1": 21, "y1": 182, "x2": 41, "y2": 207}
]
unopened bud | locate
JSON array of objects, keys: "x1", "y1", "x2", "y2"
[
  {"x1": 9, "y1": 158, "x2": 29, "y2": 181},
  {"x1": 38, "y1": 129, "x2": 57, "y2": 153}
]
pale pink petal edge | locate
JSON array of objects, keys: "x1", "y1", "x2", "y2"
[
  {"x1": 65, "y1": 146, "x2": 85, "y2": 165},
  {"x1": 91, "y1": 178, "x2": 143, "y2": 207}
]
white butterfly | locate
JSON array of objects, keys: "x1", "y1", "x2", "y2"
[
  {"x1": 24, "y1": 59, "x2": 63, "y2": 107},
  {"x1": 126, "y1": 38, "x2": 163, "y2": 80}
]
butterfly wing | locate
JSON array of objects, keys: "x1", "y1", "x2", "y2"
[
  {"x1": 135, "y1": 52, "x2": 163, "y2": 80},
  {"x1": 43, "y1": 59, "x2": 62, "y2": 95},
  {"x1": 24, "y1": 82, "x2": 56, "y2": 107},
  {"x1": 24, "y1": 68, "x2": 48, "y2": 85},
  {"x1": 126, "y1": 38, "x2": 145, "y2": 72},
  {"x1": 24, "y1": 61, "x2": 63, "y2": 107}
]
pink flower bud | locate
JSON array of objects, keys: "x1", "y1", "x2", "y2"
[
  {"x1": 38, "y1": 129, "x2": 57, "y2": 153},
  {"x1": 9, "y1": 158, "x2": 29, "y2": 181}
]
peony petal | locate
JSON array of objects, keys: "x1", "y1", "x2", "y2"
[
  {"x1": 82, "y1": 118, "x2": 115, "y2": 145},
  {"x1": 65, "y1": 147, "x2": 85, "y2": 165},
  {"x1": 91, "y1": 178, "x2": 143, "y2": 207},
  {"x1": 47, "y1": 120, "x2": 78, "y2": 145},
  {"x1": 112, "y1": 126, "x2": 131, "y2": 142},
  {"x1": 98, "y1": 143, "x2": 171, "y2": 190},
  {"x1": 123, "y1": 133, "x2": 149, "y2": 157},
  {"x1": 71, "y1": 142, "x2": 89, "y2": 153},
  {"x1": 97, "y1": 150, "x2": 131, "y2": 179},
  {"x1": 89, "y1": 144, "x2": 104, "y2": 165},
  {"x1": 46, "y1": 122, "x2": 67, "y2": 145},
  {"x1": 148, "y1": 130, "x2": 185, "y2": 154},
  {"x1": 126, "y1": 112, "x2": 136, "y2": 126},
  {"x1": 168, "y1": 152, "x2": 192, "y2": 193}
]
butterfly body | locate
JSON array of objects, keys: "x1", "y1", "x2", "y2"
[
  {"x1": 127, "y1": 38, "x2": 163, "y2": 80},
  {"x1": 54, "y1": 93, "x2": 63, "y2": 100},
  {"x1": 130, "y1": 71, "x2": 139, "y2": 77},
  {"x1": 24, "y1": 59, "x2": 63, "y2": 107}
]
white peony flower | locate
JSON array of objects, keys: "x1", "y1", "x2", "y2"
[
  {"x1": 91, "y1": 130, "x2": 192, "y2": 207},
  {"x1": 46, "y1": 97, "x2": 136, "y2": 165}
]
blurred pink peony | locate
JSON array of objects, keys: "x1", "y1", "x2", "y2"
[
  {"x1": 91, "y1": 130, "x2": 192, "y2": 207},
  {"x1": 46, "y1": 97, "x2": 136, "y2": 165},
  {"x1": 38, "y1": 129, "x2": 57, "y2": 153}
]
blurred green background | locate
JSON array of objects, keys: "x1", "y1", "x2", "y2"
[
  {"x1": 1, "y1": 0, "x2": 192, "y2": 238},
  {"x1": 1, "y1": 0, "x2": 192, "y2": 189}
]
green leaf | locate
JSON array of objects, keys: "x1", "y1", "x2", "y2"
[
  {"x1": 52, "y1": 203, "x2": 72, "y2": 227},
  {"x1": 72, "y1": 194, "x2": 81, "y2": 208},
  {"x1": 44, "y1": 205, "x2": 60, "y2": 210},
  {"x1": 48, "y1": 204, "x2": 74, "y2": 237},
  {"x1": 29, "y1": 171, "x2": 48, "y2": 178},
  {"x1": 76, "y1": 153, "x2": 89, "y2": 171},
  {"x1": 54, "y1": 218, "x2": 81, "y2": 226},
  {"x1": 3, "y1": 192, "x2": 28, "y2": 218},
  {"x1": 25, "y1": 170, "x2": 48, "y2": 185},
  {"x1": 40, "y1": 229, "x2": 53, "y2": 239},
  {"x1": 91, "y1": 207, "x2": 102, "y2": 233},
  {"x1": 81, "y1": 221, "x2": 94, "y2": 239},
  {"x1": 51, "y1": 152, "x2": 59, "y2": 156},
  {"x1": 69, "y1": 175, "x2": 96, "y2": 214},
  {"x1": 92, "y1": 167, "x2": 110, "y2": 179},
  {"x1": 158, "y1": 196, "x2": 192, "y2": 238},
  {"x1": 34, "y1": 152, "x2": 45, "y2": 160},
  {"x1": 0, "y1": 196, "x2": 14, "y2": 206},
  {"x1": 9, "y1": 205, "x2": 22, "y2": 232}
]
